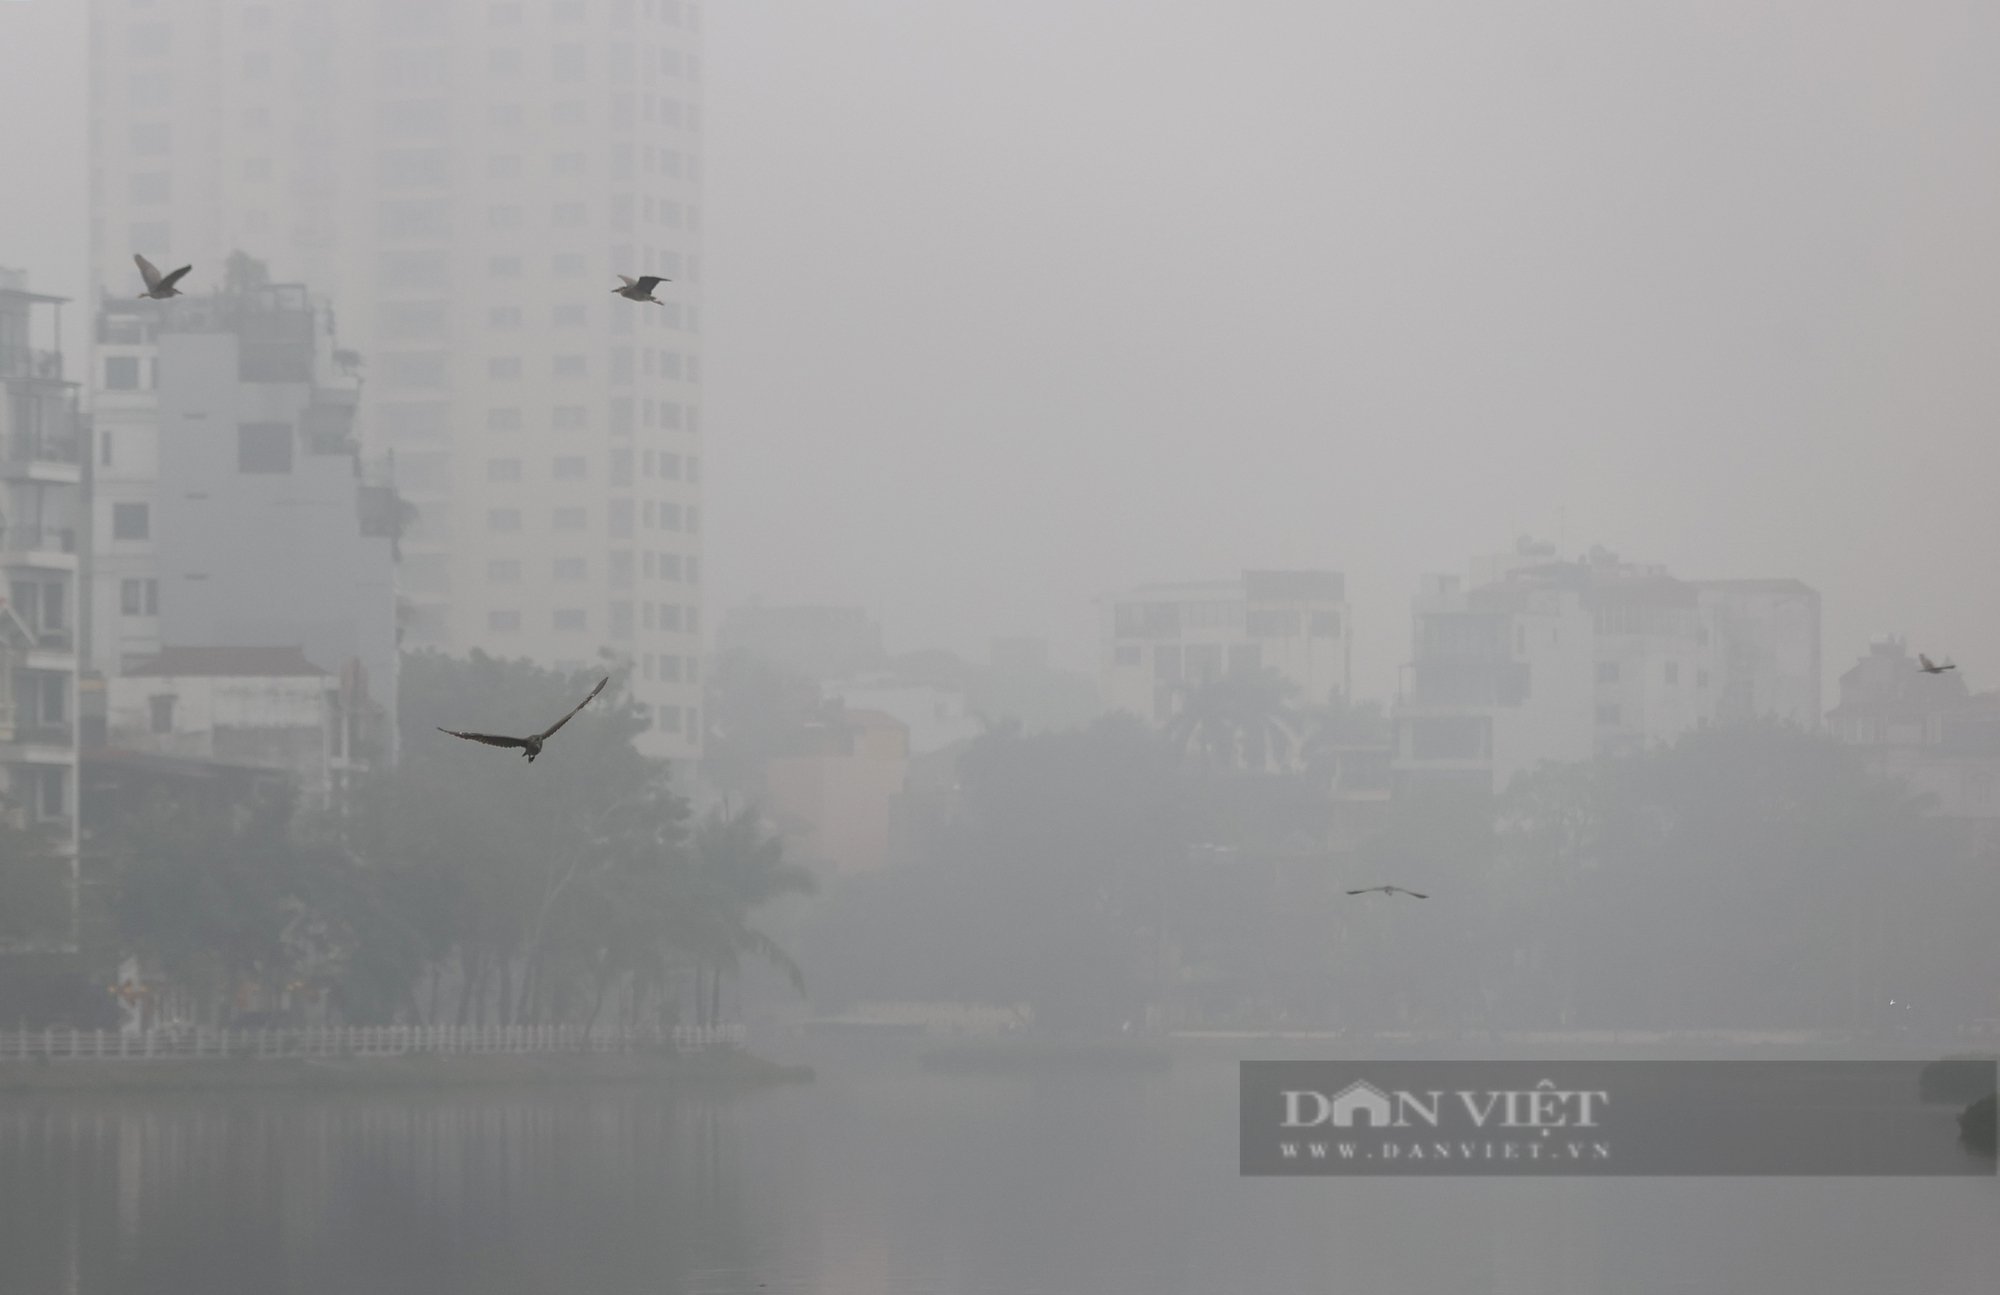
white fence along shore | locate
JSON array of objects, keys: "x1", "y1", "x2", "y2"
[{"x1": 0, "y1": 1023, "x2": 746, "y2": 1064}]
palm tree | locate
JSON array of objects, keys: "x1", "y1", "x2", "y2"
[
  {"x1": 680, "y1": 803, "x2": 818, "y2": 1027},
  {"x1": 1164, "y1": 666, "x2": 1303, "y2": 772}
]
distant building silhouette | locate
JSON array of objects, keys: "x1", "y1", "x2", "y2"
[
  {"x1": 1829, "y1": 636, "x2": 2000, "y2": 825},
  {"x1": 1396, "y1": 539, "x2": 1821, "y2": 794},
  {"x1": 1100, "y1": 569, "x2": 1352, "y2": 723}
]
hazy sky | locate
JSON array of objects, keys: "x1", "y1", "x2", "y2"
[{"x1": 7, "y1": 1, "x2": 1999, "y2": 699}]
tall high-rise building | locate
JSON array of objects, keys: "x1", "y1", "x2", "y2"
[
  {"x1": 88, "y1": 0, "x2": 706, "y2": 765},
  {"x1": 1, "y1": 269, "x2": 84, "y2": 949}
]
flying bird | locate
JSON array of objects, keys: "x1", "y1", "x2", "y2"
[
  {"x1": 133, "y1": 253, "x2": 192, "y2": 300},
  {"x1": 438, "y1": 677, "x2": 608, "y2": 762},
  {"x1": 1347, "y1": 885, "x2": 1428, "y2": 899},
  {"x1": 612, "y1": 274, "x2": 669, "y2": 304},
  {"x1": 1917, "y1": 654, "x2": 1956, "y2": 675}
]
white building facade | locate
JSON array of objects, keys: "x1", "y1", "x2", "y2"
[
  {"x1": 1101, "y1": 570, "x2": 1352, "y2": 724},
  {"x1": 106, "y1": 647, "x2": 355, "y2": 811},
  {"x1": 1395, "y1": 543, "x2": 1821, "y2": 795},
  {"x1": 88, "y1": 0, "x2": 706, "y2": 763}
]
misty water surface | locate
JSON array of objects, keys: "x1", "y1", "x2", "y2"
[{"x1": 3, "y1": 1050, "x2": 1995, "y2": 1295}]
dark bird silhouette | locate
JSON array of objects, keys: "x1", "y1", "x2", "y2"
[
  {"x1": 1917, "y1": 654, "x2": 1957, "y2": 675},
  {"x1": 438, "y1": 677, "x2": 608, "y2": 762},
  {"x1": 613, "y1": 274, "x2": 669, "y2": 303},
  {"x1": 134, "y1": 253, "x2": 192, "y2": 300},
  {"x1": 1347, "y1": 885, "x2": 1428, "y2": 899}
]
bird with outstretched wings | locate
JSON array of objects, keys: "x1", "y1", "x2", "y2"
[
  {"x1": 134, "y1": 253, "x2": 193, "y2": 299},
  {"x1": 613, "y1": 274, "x2": 669, "y2": 303},
  {"x1": 1346, "y1": 885, "x2": 1428, "y2": 899},
  {"x1": 438, "y1": 677, "x2": 608, "y2": 762},
  {"x1": 1917, "y1": 654, "x2": 1957, "y2": 675}
]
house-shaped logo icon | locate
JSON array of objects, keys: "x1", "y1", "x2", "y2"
[{"x1": 1329, "y1": 1080, "x2": 1395, "y2": 1128}]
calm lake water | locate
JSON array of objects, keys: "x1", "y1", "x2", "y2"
[{"x1": 2, "y1": 1047, "x2": 1995, "y2": 1295}]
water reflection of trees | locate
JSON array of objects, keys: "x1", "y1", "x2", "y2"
[{"x1": 0, "y1": 1092, "x2": 757, "y2": 1295}]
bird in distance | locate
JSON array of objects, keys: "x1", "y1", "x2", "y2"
[
  {"x1": 133, "y1": 253, "x2": 192, "y2": 300},
  {"x1": 613, "y1": 274, "x2": 669, "y2": 304},
  {"x1": 1346, "y1": 885, "x2": 1428, "y2": 899},
  {"x1": 438, "y1": 677, "x2": 608, "y2": 763},
  {"x1": 1918, "y1": 654, "x2": 1957, "y2": 675}
]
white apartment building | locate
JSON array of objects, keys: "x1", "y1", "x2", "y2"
[
  {"x1": 0, "y1": 270, "x2": 83, "y2": 949},
  {"x1": 1394, "y1": 571, "x2": 1597, "y2": 796},
  {"x1": 1395, "y1": 541, "x2": 1822, "y2": 794},
  {"x1": 86, "y1": 279, "x2": 399, "y2": 786},
  {"x1": 88, "y1": 0, "x2": 706, "y2": 765},
  {"x1": 1101, "y1": 570, "x2": 1352, "y2": 724},
  {"x1": 106, "y1": 646, "x2": 358, "y2": 812}
]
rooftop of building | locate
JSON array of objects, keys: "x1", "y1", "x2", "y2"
[{"x1": 123, "y1": 646, "x2": 329, "y2": 678}]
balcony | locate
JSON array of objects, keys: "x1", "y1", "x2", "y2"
[
  {"x1": 0, "y1": 717, "x2": 76, "y2": 760},
  {"x1": 0, "y1": 527, "x2": 79, "y2": 568},
  {"x1": 0, "y1": 346, "x2": 65, "y2": 383},
  {"x1": 1, "y1": 429, "x2": 84, "y2": 484}
]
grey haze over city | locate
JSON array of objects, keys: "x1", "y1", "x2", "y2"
[
  {"x1": 4, "y1": 3, "x2": 2000, "y2": 1295},
  {"x1": 6, "y1": 0, "x2": 1999, "y2": 687}
]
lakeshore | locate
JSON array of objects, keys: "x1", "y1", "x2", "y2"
[{"x1": 0, "y1": 1048, "x2": 812, "y2": 1095}]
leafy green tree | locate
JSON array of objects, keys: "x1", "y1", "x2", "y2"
[
  {"x1": 678, "y1": 803, "x2": 818, "y2": 1027},
  {"x1": 0, "y1": 804, "x2": 71, "y2": 948}
]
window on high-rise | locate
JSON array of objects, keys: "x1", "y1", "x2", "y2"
[
  {"x1": 130, "y1": 123, "x2": 172, "y2": 155},
  {"x1": 380, "y1": 250, "x2": 450, "y2": 289},
  {"x1": 553, "y1": 558, "x2": 587, "y2": 583},
  {"x1": 552, "y1": 253, "x2": 586, "y2": 277},
  {"x1": 238, "y1": 423, "x2": 294, "y2": 474},
  {"x1": 489, "y1": 610, "x2": 522, "y2": 632},
  {"x1": 487, "y1": 560, "x2": 521, "y2": 583},
  {"x1": 554, "y1": 609, "x2": 587, "y2": 632},
  {"x1": 553, "y1": 304, "x2": 588, "y2": 328},
  {"x1": 553, "y1": 43, "x2": 587, "y2": 81},
  {"x1": 130, "y1": 172, "x2": 172, "y2": 204},
  {"x1": 487, "y1": 154, "x2": 522, "y2": 179},
  {"x1": 552, "y1": 202, "x2": 587, "y2": 228},
  {"x1": 381, "y1": 199, "x2": 451, "y2": 238},
  {"x1": 113, "y1": 503, "x2": 151, "y2": 541},
  {"x1": 490, "y1": 48, "x2": 525, "y2": 78},
  {"x1": 489, "y1": 255, "x2": 524, "y2": 277},
  {"x1": 552, "y1": 405, "x2": 588, "y2": 430},
  {"x1": 553, "y1": 355, "x2": 587, "y2": 378},
  {"x1": 382, "y1": 148, "x2": 450, "y2": 188},
  {"x1": 487, "y1": 508, "x2": 522, "y2": 533},
  {"x1": 489, "y1": 306, "x2": 522, "y2": 329},
  {"x1": 553, "y1": 507, "x2": 587, "y2": 531},
  {"x1": 488, "y1": 357, "x2": 522, "y2": 380},
  {"x1": 552, "y1": 151, "x2": 587, "y2": 177},
  {"x1": 487, "y1": 458, "x2": 522, "y2": 482},
  {"x1": 552, "y1": 456, "x2": 586, "y2": 480},
  {"x1": 104, "y1": 356, "x2": 141, "y2": 391},
  {"x1": 382, "y1": 352, "x2": 450, "y2": 389},
  {"x1": 487, "y1": 408, "x2": 523, "y2": 432}
]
